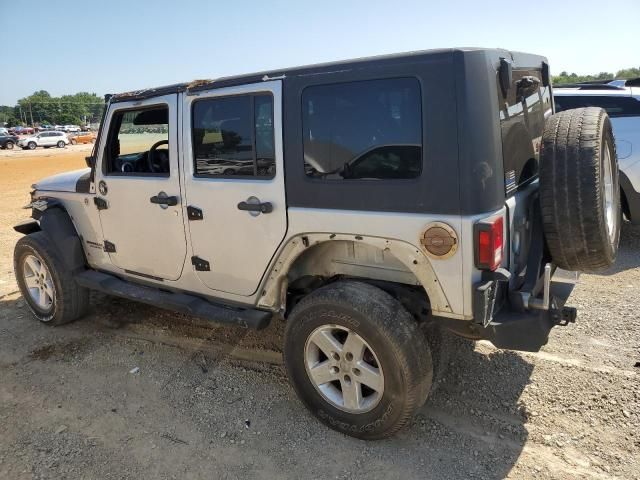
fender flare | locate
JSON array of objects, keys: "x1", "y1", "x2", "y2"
[
  {"x1": 257, "y1": 233, "x2": 454, "y2": 316},
  {"x1": 15, "y1": 205, "x2": 87, "y2": 273}
]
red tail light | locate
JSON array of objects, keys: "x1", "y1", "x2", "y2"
[{"x1": 475, "y1": 216, "x2": 504, "y2": 271}]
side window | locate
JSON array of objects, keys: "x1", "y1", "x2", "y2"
[
  {"x1": 192, "y1": 94, "x2": 275, "y2": 178},
  {"x1": 302, "y1": 78, "x2": 422, "y2": 180},
  {"x1": 104, "y1": 106, "x2": 169, "y2": 176},
  {"x1": 554, "y1": 95, "x2": 640, "y2": 117}
]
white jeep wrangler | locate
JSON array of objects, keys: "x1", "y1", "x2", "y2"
[{"x1": 13, "y1": 48, "x2": 620, "y2": 439}]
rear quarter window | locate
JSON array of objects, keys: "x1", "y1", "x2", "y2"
[{"x1": 302, "y1": 77, "x2": 422, "y2": 180}]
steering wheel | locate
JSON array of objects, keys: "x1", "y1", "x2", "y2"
[{"x1": 147, "y1": 140, "x2": 169, "y2": 173}]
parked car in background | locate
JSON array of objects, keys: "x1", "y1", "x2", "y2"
[
  {"x1": 0, "y1": 127, "x2": 9, "y2": 136},
  {"x1": 69, "y1": 131, "x2": 96, "y2": 144},
  {"x1": 64, "y1": 125, "x2": 81, "y2": 133},
  {"x1": 0, "y1": 133, "x2": 19, "y2": 149},
  {"x1": 18, "y1": 131, "x2": 69, "y2": 150},
  {"x1": 554, "y1": 78, "x2": 640, "y2": 223},
  {"x1": 11, "y1": 126, "x2": 35, "y2": 135}
]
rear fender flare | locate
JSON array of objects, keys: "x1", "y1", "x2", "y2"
[{"x1": 257, "y1": 233, "x2": 454, "y2": 315}]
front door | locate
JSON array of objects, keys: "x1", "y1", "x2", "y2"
[
  {"x1": 94, "y1": 94, "x2": 187, "y2": 280},
  {"x1": 183, "y1": 81, "x2": 287, "y2": 296}
]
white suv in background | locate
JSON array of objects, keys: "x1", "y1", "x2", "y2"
[
  {"x1": 554, "y1": 79, "x2": 640, "y2": 223},
  {"x1": 18, "y1": 131, "x2": 70, "y2": 150}
]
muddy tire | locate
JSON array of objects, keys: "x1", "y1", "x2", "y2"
[
  {"x1": 284, "y1": 281, "x2": 433, "y2": 440},
  {"x1": 539, "y1": 107, "x2": 620, "y2": 272},
  {"x1": 14, "y1": 232, "x2": 89, "y2": 325}
]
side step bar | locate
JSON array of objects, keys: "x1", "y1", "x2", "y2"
[{"x1": 74, "y1": 270, "x2": 272, "y2": 330}]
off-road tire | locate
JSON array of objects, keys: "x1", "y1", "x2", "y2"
[
  {"x1": 284, "y1": 281, "x2": 433, "y2": 440},
  {"x1": 57, "y1": 141, "x2": 65, "y2": 148},
  {"x1": 540, "y1": 107, "x2": 620, "y2": 272},
  {"x1": 14, "y1": 232, "x2": 89, "y2": 325}
]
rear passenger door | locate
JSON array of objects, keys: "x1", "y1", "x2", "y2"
[
  {"x1": 182, "y1": 81, "x2": 286, "y2": 296},
  {"x1": 39, "y1": 132, "x2": 53, "y2": 146}
]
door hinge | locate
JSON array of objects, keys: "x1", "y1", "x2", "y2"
[
  {"x1": 191, "y1": 256, "x2": 210, "y2": 271},
  {"x1": 104, "y1": 240, "x2": 116, "y2": 253},
  {"x1": 187, "y1": 205, "x2": 203, "y2": 221},
  {"x1": 94, "y1": 197, "x2": 108, "y2": 210}
]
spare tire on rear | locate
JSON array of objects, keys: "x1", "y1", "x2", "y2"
[{"x1": 539, "y1": 107, "x2": 620, "y2": 272}]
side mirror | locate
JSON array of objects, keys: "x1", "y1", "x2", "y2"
[{"x1": 85, "y1": 155, "x2": 96, "y2": 168}]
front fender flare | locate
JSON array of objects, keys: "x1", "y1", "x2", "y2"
[
  {"x1": 13, "y1": 218, "x2": 41, "y2": 235},
  {"x1": 15, "y1": 205, "x2": 87, "y2": 273}
]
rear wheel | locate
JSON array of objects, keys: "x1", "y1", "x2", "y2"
[
  {"x1": 14, "y1": 232, "x2": 89, "y2": 325},
  {"x1": 284, "y1": 281, "x2": 433, "y2": 439},
  {"x1": 540, "y1": 107, "x2": 620, "y2": 271}
]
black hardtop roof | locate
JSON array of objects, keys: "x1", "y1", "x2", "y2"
[{"x1": 109, "y1": 47, "x2": 546, "y2": 103}]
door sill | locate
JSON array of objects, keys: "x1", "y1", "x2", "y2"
[{"x1": 74, "y1": 270, "x2": 272, "y2": 330}]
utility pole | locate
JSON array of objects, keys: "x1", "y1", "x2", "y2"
[{"x1": 29, "y1": 102, "x2": 34, "y2": 126}]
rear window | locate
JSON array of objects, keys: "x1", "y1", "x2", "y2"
[
  {"x1": 302, "y1": 77, "x2": 422, "y2": 180},
  {"x1": 554, "y1": 95, "x2": 640, "y2": 117}
]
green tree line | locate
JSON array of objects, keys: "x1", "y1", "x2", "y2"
[
  {"x1": 553, "y1": 67, "x2": 640, "y2": 85},
  {"x1": 0, "y1": 91, "x2": 104, "y2": 127}
]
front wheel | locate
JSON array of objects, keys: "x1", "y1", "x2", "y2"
[
  {"x1": 27, "y1": 141, "x2": 37, "y2": 150},
  {"x1": 57, "y1": 141, "x2": 65, "y2": 148},
  {"x1": 5, "y1": 141, "x2": 14, "y2": 149},
  {"x1": 14, "y1": 232, "x2": 89, "y2": 325},
  {"x1": 284, "y1": 281, "x2": 433, "y2": 439}
]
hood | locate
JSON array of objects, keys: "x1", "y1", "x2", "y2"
[{"x1": 34, "y1": 168, "x2": 91, "y2": 193}]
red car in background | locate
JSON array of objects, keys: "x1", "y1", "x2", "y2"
[{"x1": 9, "y1": 126, "x2": 35, "y2": 135}]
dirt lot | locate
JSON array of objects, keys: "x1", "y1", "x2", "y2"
[{"x1": 0, "y1": 147, "x2": 638, "y2": 479}]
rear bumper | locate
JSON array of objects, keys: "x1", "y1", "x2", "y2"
[{"x1": 475, "y1": 266, "x2": 578, "y2": 352}]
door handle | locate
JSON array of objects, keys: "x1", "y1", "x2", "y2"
[
  {"x1": 237, "y1": 200, "x2": 273, "y2": 214},
  {"x1": 150, "y1": 194, "x2": 178, "y2": 206}
]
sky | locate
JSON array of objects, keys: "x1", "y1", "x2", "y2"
[{"x1": 0, "y1": 0, "x2": 638, "y2": 105}]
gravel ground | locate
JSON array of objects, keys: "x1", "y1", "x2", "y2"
[{"x1": 0, "y1": 148, "x2": 638, "y2": 479}]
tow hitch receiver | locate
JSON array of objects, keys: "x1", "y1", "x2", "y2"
[{"x1": 551, "y1": 306, "x2": 577, "y2": 326}]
